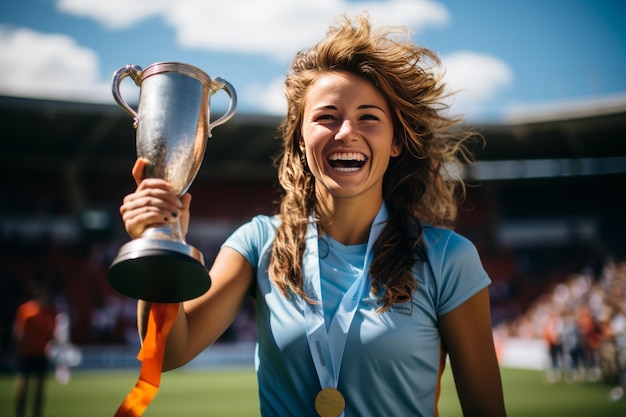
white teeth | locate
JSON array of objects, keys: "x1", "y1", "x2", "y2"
[
  {"x1": 327, "y1": 152, "x2": 367, "y2": 172},
  {"x1": 328, "y1": 152, "x2": 366, "y2": 161}
]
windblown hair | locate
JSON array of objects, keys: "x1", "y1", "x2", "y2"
[{"x1": 269, "y1": 13, "x2": 480, "y2": 311}]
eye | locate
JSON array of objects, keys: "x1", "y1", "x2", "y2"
[
  {"x1": 359, "y1": 113, "x2": 380, "y2": 121},
  {"x1": 315, "y1": 114, "x2": 338, "y2": 122}
]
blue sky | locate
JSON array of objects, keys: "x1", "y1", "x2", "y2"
[{"x1": 1, "y1": 0, "x2": 625, "y2": 123}]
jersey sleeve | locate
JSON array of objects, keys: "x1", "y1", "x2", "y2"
[
  {"x1": 423, "y1": 227, "x2": 491, "y2": 316},
  {"x1": 221, "y1": 215, "x2": 277, "y2": 269}
]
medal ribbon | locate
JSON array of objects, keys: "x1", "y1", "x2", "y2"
[
  {"x1": 113, "y1": 302, "x2": 179, "y2": 417},
  {"x1": 303, "y1": 204, "x2": 388, "y2": 414}
]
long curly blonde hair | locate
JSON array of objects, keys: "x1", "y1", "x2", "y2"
[{"x1": 269, "y1": 13, "x2": 479, "y2": 311}]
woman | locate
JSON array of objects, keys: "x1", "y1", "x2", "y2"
[{"x1": 120, "y1": 13, "x2": 507, "y2": 417}]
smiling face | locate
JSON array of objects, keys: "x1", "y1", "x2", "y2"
[{"x1": 301, "y1": 71, "x2": 401, "y2": 206}]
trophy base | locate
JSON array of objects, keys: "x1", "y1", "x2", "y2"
[{"x1": 108, "y1": 238, "x2": 211, "y2": 303}]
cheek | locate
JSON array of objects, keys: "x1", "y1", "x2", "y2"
[
  {"x1": 304, "y1": 147, "x2": 322, "y2": 172},
  {"x1": 302, "y1": 135, "x2": 324, "y2": 166}
]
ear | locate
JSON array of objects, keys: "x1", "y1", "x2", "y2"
[
  {"x1": 391, "y1": 141, "x2": 402, "y2": 157},
  {"x1": 298, "y1": 136, "x2": 305, "y2": 152}
]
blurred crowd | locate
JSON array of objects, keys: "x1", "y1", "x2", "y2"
[
  {"x1": 495, "y1": 257, "x2": 626, "y2": 400},
  {"x1": 0, "y1": 234, "x2": 254, "y2": 364},
  {"x1": 2, "y1": 230, "x2": 625, "y2": 402}
]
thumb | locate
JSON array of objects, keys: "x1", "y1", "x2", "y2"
[{"x1": 131, "y1": 158, "x2": 150, "y2": 185}]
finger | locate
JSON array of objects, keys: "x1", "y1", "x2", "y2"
[
  {"x1": 180, "y1": 193, "x2": 192, "y2": 209},
  {"x1": 123, "y1": 206, "x2": 168, "y2": 238},
  {"x1": 135, "y1": 178, "x2": 174, "y2": 193},
  {"x1": 177, "y1": 193, "x2": 192, "y2": 233},
  {"x1": 121, "y1": 192, "x2": 182, "y2": 219},
  {"x1": 132, "y1": 158, "x2": 150, "y2": 185},
  {"x1": 128, "y1": 178, "x2": 180, "y2": 208}
]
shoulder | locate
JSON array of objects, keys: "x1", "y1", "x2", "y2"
[
  {"x1": 17, "y1": 300, "x2": 37, "y2": 315},
  {"x1": 420, "y1": 225, "x2": 490, "y2": 314},
  {"x1": 14, "y1": 301, "x2": 38, "y2": 326},
  {"x1": 232, "y1": 214, "x2": 280, "y2": 238},
  {"x1": 421, "y1": 225, "x2": 479, "y2": 259},
  {"x1": 420, "y1": 224, "x2": 485, "y2": 280},
  {"x1": 222, "y1": 214, "x2": 280, "y2": 267}
]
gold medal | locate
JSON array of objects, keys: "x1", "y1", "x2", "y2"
[{"x1": 315, "y1": 387, "x2": 345, "y2": 417}]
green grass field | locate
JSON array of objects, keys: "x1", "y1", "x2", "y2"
[{"x1": 1, "y1": 367, "x2": 624, "y2": 416}]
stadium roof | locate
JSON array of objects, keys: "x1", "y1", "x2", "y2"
[{"x1": 1, "y1": 94, "x2": 625, "y2": 183}]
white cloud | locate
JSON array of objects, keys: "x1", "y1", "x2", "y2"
[
  {"x1": 50, "y1": 0, "x2": 454, "y2": 110},
  {"x1": 56, "y1": 0, "x2": 450, "y2": 60},
  {"x1": 0, "y1": 26, "x2": 111, "y2": 102},
  {"x1": 56, "y1": 0, "x2": 169, "y2": 30},
  {"x1": 248, "y1": 52, "x2": 515, "y2": 119},
  {"x1": 440, "y1": 51, "x2": 513, "y2": 120},
  {"x1": 245, "y1": 77, "x2": 287, "y2": 115},
  {"x1": 1, "y1": 0, "x2": 514, "y2": 120}
]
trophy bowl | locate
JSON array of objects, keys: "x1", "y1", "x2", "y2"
[{"x1": 108, "y1": 62, "x2": 237, "y2": 303}]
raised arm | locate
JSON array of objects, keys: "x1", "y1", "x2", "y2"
[
  {"x1": 123, "y1": 159, "x2": 254, "y2": 371},
  {"x1": 159, "y1": 247, "x2": 253, "y2": 370}
]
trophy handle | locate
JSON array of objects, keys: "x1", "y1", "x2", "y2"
[
  {"x1": 208, "y1": 77, "x2": 238, "y2": 136},
  {"x1": 112, "y1": 64, "x2": 143, "y2": 123}
]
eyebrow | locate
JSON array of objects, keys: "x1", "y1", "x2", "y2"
[
  {"x1": 359, "y1": 104, "x2": 385, "y2": 111},
  {"x1": 313, "y1": 104, "x2": 386, "y2": 112}
]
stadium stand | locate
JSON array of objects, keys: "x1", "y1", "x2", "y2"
[{"x1": 1, "y1": 94, "x2": 625, "y2": 373}]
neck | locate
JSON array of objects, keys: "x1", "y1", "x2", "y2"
[{"x1": 316, "y1": 195, "x2": 383, "y2": 245}]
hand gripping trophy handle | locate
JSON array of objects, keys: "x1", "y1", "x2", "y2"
[{"x1": 108, "y1": 62, "x2": 237, "y2": 303}]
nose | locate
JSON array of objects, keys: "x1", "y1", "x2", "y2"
[{"x1": 335, "y1": 119, "x2": 357, "y2": 141}]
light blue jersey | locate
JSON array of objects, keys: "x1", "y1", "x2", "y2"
[{"x1": 222, "y1": 215, "x2": 491, "y2": 417}]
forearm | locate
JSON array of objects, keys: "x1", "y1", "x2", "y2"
[
  {"x1": 135, "y1": 249, "x2": 254, "y2": 371},
  {"x1": 440, "y1": 289, "x2": 507, "y2": 416},
  {"x1": 136, "y1": 300, "x2": 190, "y2": 371}
]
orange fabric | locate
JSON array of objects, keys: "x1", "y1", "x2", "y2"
[
  {"x1": 114, "y1": 303, "x2": 179, "y2": 417},
  {"x1": 13, "y1": 300, "x2": 56, "y2": 357},
  {"x1": 543, "y1": 315, "x2": 562, "y2": 345}
]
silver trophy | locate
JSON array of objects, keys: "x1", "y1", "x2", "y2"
[{"x1": 108, "y1": 62, "x2": 237, "y2": 302}]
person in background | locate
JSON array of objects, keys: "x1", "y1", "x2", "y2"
[
  {"x1": 543, "y1": 307, "x2": 565, "y2": 382},
  {"x1": 606, "y1": 304, "x2": 626, "y2": 401},
  {"x1": 12, "y1": 282, "x2": 57, "y2": 417},
  {"x1": 119, "y1": 12, "x2": 507, "y2": 416}
]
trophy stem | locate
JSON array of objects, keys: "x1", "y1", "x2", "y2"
[{"x1": 142, "y1": 221, "x2": 185, "y2": 242}]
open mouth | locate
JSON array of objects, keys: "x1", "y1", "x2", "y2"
[{"x1": 328, "y1": 152, "x2": 367, "y2": 172}]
